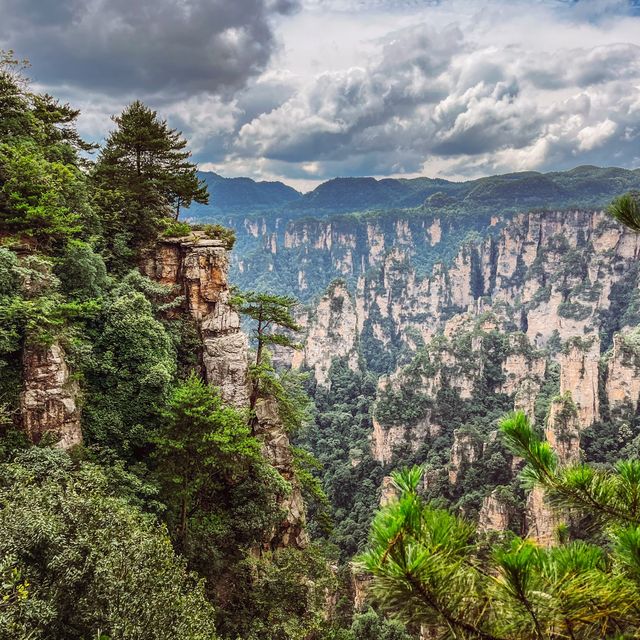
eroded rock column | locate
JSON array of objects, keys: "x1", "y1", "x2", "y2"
[{"x1": 20, "y1": 341, "x2": 82, "y2": 449}]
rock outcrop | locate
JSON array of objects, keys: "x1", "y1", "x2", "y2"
[
  {"x1": 605, "y1": 329, "x2": 640, "y2": 415},
  {"x1": 145, "y1": 233, "x2": 306, "y2": 550},
  {"x1": 545, "y1": 393, "x2": 581, "y2": 465},
  {"x1": 255, "y1": 397, "x2": 308, "y2": 549},
  {"x1": 379, "y1": 475, "x2": 398, "y2": 506},
  {"x1": 20, "y1": 341, "x2": 82, "y2": 449},
  {"x1": 478, "y1": 489, "x2": 511, "y2": 533},
  {"x1": 143, "y1": 234, "x2": 250, "y2": 407},
  {"x1": 558, "y1": 339, "x2": 600, "y2": 428},
  {"x1": 296, "y1": 280, "x2": 359, "y2": 386},
  {"x1": 526, "y1": 486, "x2": 561, "y2": 548},
  {"x1": 449, "y1": 430, "x2": 484, "y2": 485}
]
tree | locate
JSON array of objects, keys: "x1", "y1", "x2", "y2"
[
  {"x1": 83, "y1": 278, "x2": 177, "y2": 459},
  {"x1": 154, "y1": 373, "x2": 260, "y2": 549},
  {"x1": 232, "y1": 290, "x2": 302, "y2": 409},
  {"x1": 358, "y1": 413, "x2": 640, "y2": 640},
  {"x1": 0, "y1": 52, "x2": 96, "y2": 250},
  {"x1": 0, "y1": 448, "x2": 219, "y2": 640},
  {"x1": 93, "y1": 100, "x2": 208, "y2": 257},
  {"x1": 609, "y1": 192, "x2": 640, "y2": 232}
]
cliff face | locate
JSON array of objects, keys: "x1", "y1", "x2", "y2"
[
  {"x1": 605, "y1": 329, "x2": 640, "y2": 418},
  {"x1": 226, "y1": 206, "x2": 640, "y2": 545},
  {"x1": 246, "y1": 209, "x2": 640, "y2": 543},
  {"x1": 296, "y1": 280, "x2": 359, "y2": 386},
  {"x1": 20, "y1": 340, "x2": 83, "y2": 449},
  {"x1": 233, "y1": 210, "x2": 640, "y2": 383},
  {"x1": 143, "y1": 235, "x2": 250, "y2": 407},
  {"x1": 144, "y1": 233, "x2": 307, "y2": 549}
]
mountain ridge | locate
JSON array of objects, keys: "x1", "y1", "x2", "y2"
[{"x1": 189, "y1": 165, "x2": 640, "y2": 218}]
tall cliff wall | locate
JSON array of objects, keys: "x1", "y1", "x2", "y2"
[
  {"x1": 20, "y1": 340, "x2": 83, "y2": 449},
  {"x1": 143, "y1": 233, "x2": 307, "y2": 549},
  {"x1": 221, "y1": 206, "x2": 640, "y2": 546}
]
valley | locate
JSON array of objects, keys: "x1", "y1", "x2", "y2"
[{"x1": 189, "y1": 170, "x2": 640, "y2": 558}]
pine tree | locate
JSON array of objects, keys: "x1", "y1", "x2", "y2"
[
  {"x1": 609, "y1": 191, "x2": 640, "y2": 232},
  {"x1": 358, "y1": 412, "x2": 640, "y2": 639},
  {"x1": 93, "y1": 101, "x2": 208, "y2": 260},
  {"x1": 231, "y1": 290, "x2": 302, "y2": 410}
]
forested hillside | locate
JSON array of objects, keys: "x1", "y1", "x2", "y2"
[{"x1": 0, "y1": 53, "x2": 412, "y2": 640}]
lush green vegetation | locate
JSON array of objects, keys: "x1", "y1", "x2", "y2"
[{"x1": 360, "y1": 413, "x2": 640, "y2": 639}]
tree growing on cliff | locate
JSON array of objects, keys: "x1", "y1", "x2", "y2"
[
  {"x1": 231, "y1": 290, "x2": 302, "y2": 409},
  {"x1": 154, "y1": 373, "x2": 261, "y2": 550},
  {"x1": 358, "y1": 412, "x2": 640, "y2": 640},
  {"x1": 93, "y1": 100, "x2": 208, "y2": 261}
]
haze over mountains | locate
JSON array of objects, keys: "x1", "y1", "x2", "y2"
[{"x1": 191, "y1": 165, "x2": 640, "y2": 218}]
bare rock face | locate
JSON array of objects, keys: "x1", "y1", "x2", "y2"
[
  {"x1": 514, "y1": 378, "x2": 542, "y2": 425},
  {"x1": 379, "y1": 475, "x2": 398, "y2": 506},
  {"x1": 146, "y1": 234, "x2": 306, "y2": 550},
  {"x1": 605, "y1": 330, "x2": 640, "y2": 414},
  {"x1": 478, "y1": 489, "x2": 511, "y2": 533},
  {"x1": 20, "y1": 341, "x2": 82, "y2": 449},
  {"x1": 351, "y1": 565, "x2": 373, "y2": 611},
  {"x1": 371, "y1": 413, "x2": 435, "y2": 466},
  {"x1": 526, "y1": 486, "x2": 560, "y2": 548},
  {"x1": 449, "y1": 430, "x2": 484, "y2": 484},
  {"x1": 558, "y1": 339, "x2": 600, "y2": 428},
  {"x1": 298, "y1": 280, "x2": 359, "y2": 386},
  {"x1": 143, "y1": 235, "x2": 250, "y2": 407},
  {"x1": 254, "y1": 397, "x2": 308, "y2": 549}
]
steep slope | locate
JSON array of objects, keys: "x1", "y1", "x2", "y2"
[{"x1": 184, "y1": 165, "x2": 640, "y2": 553}]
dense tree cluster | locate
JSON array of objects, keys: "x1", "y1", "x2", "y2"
[{"x1": 360, "y1": 413, "x2": 640, "y2": 639}]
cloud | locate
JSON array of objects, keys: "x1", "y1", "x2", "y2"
[
  {"x1": 2, "y1": 0, "x2": 640, "y2": 187},
  {"x1": 222, "y1": 4, "x2": 640, "y2": 182},
  {"x1": 0, "y1": 0, "x2": 299, "y2": 97}
]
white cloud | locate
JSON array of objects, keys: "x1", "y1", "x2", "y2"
[{"x1": 8, "y1": 0, "x2": 640, "y2": 184}]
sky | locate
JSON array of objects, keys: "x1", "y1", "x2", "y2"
[{"x1": 1, "y1": 0, "x2": 640, "y2": 191}]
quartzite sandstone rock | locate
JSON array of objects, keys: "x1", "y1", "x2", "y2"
[{"x1": 20, "y1": 341, "x2": 82, "y2": 449}]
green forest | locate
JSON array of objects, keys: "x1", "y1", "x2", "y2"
[{"x1": 4, "y1": 49, "x2": 640, "y2": 640}]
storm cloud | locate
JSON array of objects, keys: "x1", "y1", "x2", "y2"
[
  {"x1": 2, "y1": 0, "x2": 640, "y2": 188},
  {"x1": 0, "y1": 0, "x2": 300, "y2": 97}
]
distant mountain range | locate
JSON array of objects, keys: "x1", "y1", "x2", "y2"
[{"x1": 187, "y1": 166, "x2": 640, "y2": 219}]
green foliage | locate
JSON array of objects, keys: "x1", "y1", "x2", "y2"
[
  {"x1": 359, "y1": 462, "x2": 640, "y2": 639},
  {"x1": 55, "y1": 239, "x2": 108, "y2": 299},
  {"x1": 0, "y1": 53, "x2": 95, "y2": 250},
  {"x1": 298, "y1": 359, "x2": 383, "y2": 557},
  {"x1": 154, "y1": 373, "x2": 261, "y2": 549},
  {"x1": 609, "y1": 191, "x2": 640, "y2": 232},
  {"x1": 0, "y1": 448, "x2": 218, "y2": 640},
  {"x1": 224, "y1": 545, "x2": 336, "y2": 640},
  {"x1": 161, "y1": 219, "x2": 193, "y2": 237},
  {"x1": 323, "y1": 608, "x2": 412, "y2": 640},
  {"x1": 83, "y1": 284, "x2": 176, "y2": 457},
  {"x1": 196, "y1": 223, "x2": 236, "y2": 249},
  {"x1": 501, "y1": 411, "x2": 640, "y2": 527},
  {"x1": 93, "y1": 100, "x2": 208, "y2": 261}
]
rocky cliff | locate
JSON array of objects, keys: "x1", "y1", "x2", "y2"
[
  {"x1": 20, "y1": 340, "x2": 83, "y2": 449},
  {"x1": 143, "y1": 232, "x2": 307, "y2": 549},
  {"x1": 235, "y1": 208, "x2": 640, "y2": 544}
]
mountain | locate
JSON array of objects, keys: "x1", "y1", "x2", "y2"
[
  {"x1": 187, "y1": 171, "x2": 302, "y2": 214},
  {"x1": 188, "y1": 166, "x2": 640, "y2": 219},
  {"x1": 207, "y1": 166, "x2": 640, "y2": 559}
]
